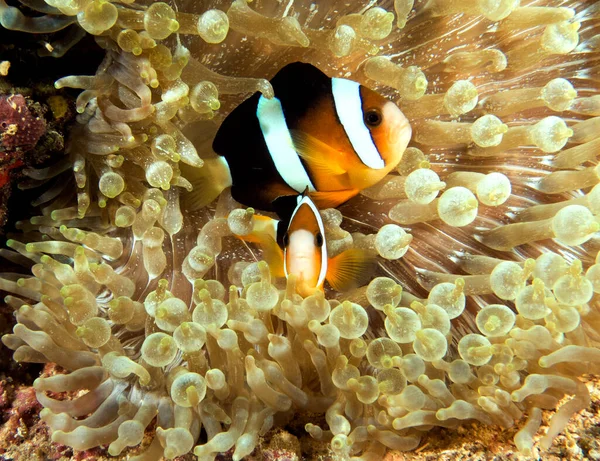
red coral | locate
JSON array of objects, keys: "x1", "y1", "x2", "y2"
[
  {"x1": 0, "y1": 94, "x2": 46, "y2": 152},
  {"x1": 0, "y1": 157, "x2": 23, "y2": 188},
  {"x1": 12, "y1": 386, "x2": 42, "y2": 424},
  {"x1": 0, "y1": 385, "x2": 42, "y2": 446}
]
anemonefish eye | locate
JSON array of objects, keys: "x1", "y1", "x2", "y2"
[
  {"x1": 283, "y1": 232, "x2": 290, "y2": 247},
  {"x1": 364, "y1": 108, "x2": 383, "y2": 127},
  {"x1": 315, "y1": 232, "x2": 324, "y2": 247}
]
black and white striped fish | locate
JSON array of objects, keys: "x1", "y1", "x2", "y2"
[{"x1": 184, "y1": 62, "x2": 412, "y2": 214}]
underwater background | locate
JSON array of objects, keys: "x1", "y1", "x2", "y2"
[{"x1": 0, "y1": 0, "x2": 600, "y2": 460}]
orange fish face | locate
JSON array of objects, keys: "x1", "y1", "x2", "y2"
[
  {"x1": 283, "y1": 197, "x2": 327, "y2": 297},
  {"x1": 359, "y1": 86, "x2": 412, "y2": 173},
  {"x1": 293, "y1": 79, "x2": 412, "y2": 193}
]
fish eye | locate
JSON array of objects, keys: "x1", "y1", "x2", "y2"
[
  {"x1": 315, "y1": 232, "x2": 324, "y2": 247},
  {"x1": 364, "y1": 108, "x2": 382, "y2": 127},
  {"x1": 283, "y1": 233, "x2": 290, "y2": 247}
]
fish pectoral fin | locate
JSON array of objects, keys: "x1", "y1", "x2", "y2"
[
  {"x1": 234, "y1": 226, "x2": 269, "y2": 244},
  {"x1": 231, "y1": 217, "x2": 284, "y2": 277},
  {"x1": 253, "y1": 233, "x2": 285, "y2": 278},
  {"x1": 262, "y1": 235, "x2": 285, "y2": 278},
  {"x1": 309, "y1": 189, "x2": 359, "y2": 209},
  {"x1": 181, "y1": 157, "x2": 231, "y2": 210},
  {"x1": 289, "y1": 130, "x2": 347, "y2": 176},
  {"x1": 326, "y1": 248, "x2": 377, "y2": 292}
]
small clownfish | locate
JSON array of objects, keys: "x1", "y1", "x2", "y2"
[
  {"x1": 239, "y1": 192, "x2": 375, "y2": 298},
  {"x1": 184, "y1": 62, "x2": 412, "y2": 215}
]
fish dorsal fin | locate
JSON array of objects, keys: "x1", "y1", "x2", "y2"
[
  {"x1": 270, "y1": 63, "x2": 332, "y2": 109},
  {"x1": 309, "y1": 189, "x2": 360, "y2": 209},
  {"x1": 289, "y1": 129, "x2": 347, "y2": 177},
  {"x1": 326, "y1": 248, "x2": 376, "y2": 292}
]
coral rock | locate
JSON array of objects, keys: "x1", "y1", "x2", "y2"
[{"x1": 0, "y1": 94, "x2": 46, "y2": 152}]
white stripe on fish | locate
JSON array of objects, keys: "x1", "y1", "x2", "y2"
[
  {"x1": 331, "y1": 78, "x2": 385, "y2": 170},
  {"x1": 256, "y1": 95, "x2": 316, "y2": 193}
]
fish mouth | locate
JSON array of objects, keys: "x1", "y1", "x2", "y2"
[{"x1": 384, "y1": 102, "x2": 412, "y2": 146}]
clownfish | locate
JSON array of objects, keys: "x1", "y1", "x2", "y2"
[
  {"x1": 239, "y1": 192, "x2": 375, "y2": 298},
  {"x1": 184, "y1": 62, "x2": 411, "y2": 214}
]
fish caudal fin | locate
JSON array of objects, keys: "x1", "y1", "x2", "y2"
[
  {"x1": 181, "y1": 156, "x2": 232, "y2": 210},
  {"x1": 326, "y1": 248, "x2": 376, "y2": 292},
  {"x1": 289, "y1": 130, "x2": 347, "y2": 177}
]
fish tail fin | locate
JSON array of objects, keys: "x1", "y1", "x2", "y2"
[
  {"x1": 326, "y1": 248, "x2": 377, "y2": 292},
  {"x1": 181, "y1": 156, "x2": 232, "y2": 210}
]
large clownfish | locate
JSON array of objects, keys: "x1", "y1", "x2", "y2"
[
  {"x1": 241, "y1": 192, "x2": 375, "y2": 298},
  {"x1": 184, "y1": 62, "x2": 411, "y2": 214}
]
